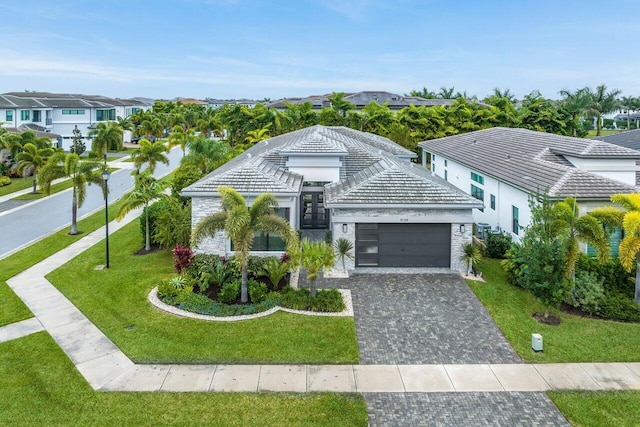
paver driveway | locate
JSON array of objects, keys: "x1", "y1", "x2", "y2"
[{"x1": 343, "y1": 273, "x2": 520, "y2": 364}]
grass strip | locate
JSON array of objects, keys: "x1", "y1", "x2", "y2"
[
  {"x1": 549, "y1": 390, "x2": 640, "y2": 427},
  {"x1": 0, "y1": 333, "x2": 368, "y2": 426},
  {"x1": 469, "y1": 258, "x2": 640, "y2": 362}
]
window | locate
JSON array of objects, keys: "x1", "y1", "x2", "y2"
[
  {"x1": 490, "y1": 194, "x2": 496, "y2": 210},
  {"x1": 444, "y1": 170, "x2": 448, "y2": 181},
  {"x1": 471, "y1": 172, "x2": 484, "y2": 184},
  {"x1": 96, "y1": 109, "x2": 116, "y2": 121},
  {"x1": 234, "y1": 208, "x2": 290, "y2": 251},
  {"x1": 5, "y1": 110, "x2": 13, "y2": 121},
  {"x1": 512, "y1": 206, "x2": 519, "y2": 235},
  {"x1": 32, "y1": 110, "x2": 41, "y2": 122},
  {"x1": 20, "y1": 110, "x2": 30, "y2": 121},
  {"x1": 470, "y1": 184, "x2": 484, "y2": 201},
  {"x1": 432, "y1": 162, "x2": 435, "y2": 172},
  {"x1": 62, "y1": 109, "x2": 85, "y2": 115}
]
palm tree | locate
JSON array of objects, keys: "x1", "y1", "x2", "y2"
[
  {"x1": 116, "y1": 171, "x2": 167, "y2": 251},
  {"x1": 167, "y1": 125, "x2": 194, "y2": 156},
  {"x1": 491, "y1": 88, "x2": 516, "y2": 102},
  {"x1": 559, "y1": 88, "x2": 590, "y2": 137},
  {"x1": 592, "y1": 193, "x2": 640, "y2": 305},
  {"x1": 15, "y1": 143, "x2": 54, "y2": 193},
  {"x1": 181, "y1": 137, "x2": 233, "y2": 174},
  {"x1": 116, "y1": 116, "x2": 133, "y2": 132},
  {"x1": 333, "y1": 238, "x2": 354, "y2": 272},
  {"x1": 408, "y1": 87, "x2": 437, "y2": 99},
  {"x1": 138, "y1": 117, "x2": 164, "y2": 140},
  {"x1": 244, "y1": 126, "x2": 270, "y2": 145},
  {"x1": 38, "y1": 152, "x2": 103, "y2": 235},
  {"x1": 438, "y1": 86, "x2": 455, "y2": 99},
  {"x1": 460, "y1": 242, "x2": 481, "y2": 276},
  {"x1": 192, "y1": 187, "x2": 298, "y2": 303},
  {"x1": 619, "y1": 96, "x2": 637, "y2": 131},
  {"x1": 327, "y1": 92, "x2": 354, "y2": 118},
  {"x1": 131, "y1": 139, "x2": 169, "y2": 173},
  {"x1": 299, "y1": 239, "x2": 334, "y2": 297},
  {"x1": 88, "y1": 122, "x2": 122, "y2": 160},
  {"x1": 585, "y1": 85, "x2": 622, "y2": 136}
]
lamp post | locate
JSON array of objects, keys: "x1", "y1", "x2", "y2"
[{"x1": 102, "y1": 169, "x2": 111, "y2": 268}]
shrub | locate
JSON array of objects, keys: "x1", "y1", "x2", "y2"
[
  {"x1": 576, "y1": 255, "x2": 635, "y2": 298},
  {"x1": 248, "y1": 279, "x2": 268, "y2": 304},
  {"x1": 198, "y1": 259, "x2": 232, "y2": 293},
  {"x1": 170, "y1": 291, "x2": 215, "y2": 313},
  {"x1": 153, "y1": 198, "x2": 192, "y2": 248},
  {"x1": 218, "y1": 281, "x2": 240, "y2": 304},
  {"x1": 172, "y1": 245, "x2": 194, "y2": 273},
  {"x1": 596, "y1": 292, "x2": 640, "y2": 322},
  {"x1": 0, "y1": 176, "x2": 10, "y2": 186},
  {"x1": 157, "y1": 280, "x2": 179, "y2": 298},
  {"x1": 168, "y1": 276, "x2": 188, "y2": 290},
  {"x1": 259, "y1": 257, "x2": 290, "y2": 290},
  {"x1": 485, "y1": 232, "x2": 512, "y2": 259},
  {"x1": 313, "y1": 289, "x2": 346, "y2": 312},
  {"x1": 171, "y1": 165, "x2": 203, "y2": 200},
  {"x1": 280, "y1": 287, "x2": 345, "y2": 312},
  {"x1": 566, "y1": 271, "x2": 605, "y2": 314},
  {"x1": 140, "y1": 200, "x2": 167, "y2": 246}
]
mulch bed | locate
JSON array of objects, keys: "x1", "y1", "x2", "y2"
[
  {"x1": 532, "y1": 312, "x2": 562, "y2": 326},
  {"x1": 134, "y1": 244, "x2": 161, "y2": 255}
]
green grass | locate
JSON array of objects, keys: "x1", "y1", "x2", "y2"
[
  {"x1": 469, "y1": 258, "x2": 640, "y2": 363},
  {"x1": 0, "y1": 176, "x2": 33, "y2": 196},
  {"x1": 0, "y1": 332, "x2": 368, "y2": 427},
  {"x1": 585, "y1": 129, "x2": 623, "y2": 138},
  {"x1": 549, "y1": 391, "x2": 640, "y2": 427},
  {"x1": 46, "y1": 220, "x2": 359, "y2": 364}
]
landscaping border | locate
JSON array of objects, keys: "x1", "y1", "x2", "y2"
[{"x1": 148, "y1": 287, "x2": 353, "y2": 321}]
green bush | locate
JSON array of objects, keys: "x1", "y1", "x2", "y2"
[
  {"x1": 162, "y1": 292, "x2": 277, "y2": 316},
  {"x1": 0, "y1": 176, "x2": 10, "y2": 186},
  {"x1": 576, "y1": 255, "x2": 635, "y2": 298},
  {"x1": 259, "y1": 257, "x2": 290, "y2": 290},
  {"x1": 566, "y1": 271, "x2": 604, "y2": 314},
  {"x1": 141, "y1": 200, "x2": 168, "y2": 246},
  {"x1": 197, "y1": 259, "x2": 232, "y2": 293},
  {"x1": 171, "y1": 165, "x2": 203, "y2": 200},
  {"x1": 280, "y1": 287, "x2": 345, "y2": 312},
  {"x1": 248, "y1": 279, "x2": 268, "y2": 304},
  {"x1": 218, "y1": 281, "x2": 240, "y2": 304},
  {"x1": 485, "y1": 232, "x2": 512, "y2": 259},
  {"x1": 153, "y1": 197, "x2": 192, "y2": 248},
  {"x1": 157, "y1": 280, "x2": 179, "y2": 298},
  {"x1": 187, "y1": 254, "x2": 226, "y2": 279},
  {"x1": 596, "y1": 292, "x2": 640, "y2": 322}
]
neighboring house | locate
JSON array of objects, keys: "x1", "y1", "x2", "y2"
[
  {"x1": 419, "y1": 127, "x2": 640, "y2": 245},
  {"x1": 266, "y1": 91, "x2": 489, "y2": 111},
  {"x1": 204, "y1": 98, "x2": 260, "y2": 109},
  {"x1": 592, "y1": 129, "x2": 640, "y2": 187},
  {"x1": 182, "y1": 125, "x2": 482, "y2": 272},
  {"x1": 0, "y1": 92, "x2": 152, "y2": 151},
  {"x1": 1, "y1": 125, "x2": 60, "y2": 163}
]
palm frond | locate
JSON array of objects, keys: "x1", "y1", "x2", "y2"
[
  {"x1": 218, "y1": 186, "x2": 246, "y2": 212},
  {"x1": 619, "y1": 236, "x2": 640, "y2": 272},
  {"x1": 192, "y1": 211, "x2": 227, "y2": 245},
  {"x1": 249, "y1": 192, "x2": 278, "y2": 219}
]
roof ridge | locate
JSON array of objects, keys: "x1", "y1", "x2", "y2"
[{"x1": 548, "y1": 170, "x2": 574, "y2": 196}]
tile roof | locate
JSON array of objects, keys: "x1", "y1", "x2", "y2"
[
  {"x1": 0, "y1": 92, "x2": 146, "y2": 109},
  {"x1": 592, "y1": 129, "x2": 640, "y2": 151},
  {"x1": 184, "y1": 125, "x2": 478, "y2": 208},
  {"x1": 419, "y1": 127, "x2": 639, "y2": 199}
]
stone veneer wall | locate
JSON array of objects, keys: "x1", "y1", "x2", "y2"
[
  {"x1": 331, "y1": 207, "x2": 473, "y2": 272},
  {"x1": 191, "y1": 196, "x2": 226, "y2": 255}
]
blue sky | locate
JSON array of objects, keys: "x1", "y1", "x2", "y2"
[{"x1": 1, "y1": 0, "x2": 638, "y2": 100}]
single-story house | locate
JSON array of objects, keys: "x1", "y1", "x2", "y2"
[
  {"x1": 182, "y1": 125, "x2": 483, "y2": 271},
  {"x1": 419, "y1": 127, "x2": 640, "y2": 248}
]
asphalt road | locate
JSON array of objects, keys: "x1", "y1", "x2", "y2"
[{"x1": 0, "y1": 148, "x2": 182, "y2": 259}]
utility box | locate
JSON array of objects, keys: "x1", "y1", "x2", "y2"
[{"x1": 532, "y1": 333, "x2": 543, "y2": 352}]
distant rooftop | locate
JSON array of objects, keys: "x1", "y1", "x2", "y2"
[{"x1": 0, "y1": 92, "x2": 149, "y2": 109}]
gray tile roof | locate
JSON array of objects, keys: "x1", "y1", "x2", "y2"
[
  {"x1": 184, "y1": 125, "x2": 478, "y2": 208},
  {"x1": 0, "y1": 92, "x2": 146, "y2": 109},
  {"x1": 592, "y1": 129, "x2": 640, "y2": 151},
  {"x1": 419, "y1": 127, "x2": 639, "y2": 199}
]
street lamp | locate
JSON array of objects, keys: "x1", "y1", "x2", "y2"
[{"x1": 102, "y1": 169, "x2": 111, "y2": 269}]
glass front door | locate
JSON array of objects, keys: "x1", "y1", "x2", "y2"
[{"x1": 301, "y1": 192, "x2": 328, "y2": 229}]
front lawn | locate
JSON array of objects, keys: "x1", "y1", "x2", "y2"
[
  {"x1": 46, "y1": 220, "x2": 360, "y2": 364},
  {"x1": 0, "y1": 333, "x2": 368, "y2": 427},
  {"x1": 469, "y1": 258, "x2": 640, "y2": 362},
  {"x1": 0, "y1": 176, "x2": 32, "y2": 196},
  {"x1": 549, "y1": 391, "x2": 640, "y2": 427}
]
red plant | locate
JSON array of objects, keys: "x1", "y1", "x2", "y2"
[
  {"x1": 173, "y1": 245, "x2": 194, "y2": 273},
  {"x1": 280, "y1": 253, "x2": 291, "y2": 264}
]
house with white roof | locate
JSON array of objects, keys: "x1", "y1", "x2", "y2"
[
  {"x1": 182, "y1": 125, "x2": 482, "y2": 272},
  {"x1": 419, "y1": 127, "x2": 640, "y2": 244},
  {"x1": 0, "y1": 92, "x2": 151, "y2": 151}
]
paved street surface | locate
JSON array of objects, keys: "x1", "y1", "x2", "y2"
[{"x1": 0, "y1": 147, "x2": 181, "y2": 259}]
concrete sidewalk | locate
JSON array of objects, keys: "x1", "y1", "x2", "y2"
[{"x1": 3, "y1": 209, "x2": 640, "y2": 393}]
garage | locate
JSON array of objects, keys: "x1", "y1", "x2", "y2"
[{"x1": 355, "y1": 223, "x2": 451, "y2": 268}]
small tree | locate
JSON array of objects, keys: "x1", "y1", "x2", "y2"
[
  {"x1": 70, "y1": 125, "x2": 86, "y2": 156},
  {"x1": 333, "y1": 238, "x2": 354, "y2": 272},
  {"x1": 460, "y1": 242, "x2": 481, "y2": 276},
  {"x1": 300, "y1": 239, "x2": 335, "y2": 297},
  {"x1": 15, "y1": 143, "x2": 54, "y2": 193}
]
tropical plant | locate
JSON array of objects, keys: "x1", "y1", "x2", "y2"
[
  {"x1": 181, "y1": 137, "x2": 234, "y2": 174},
  {"x1": 38, "y1": 152, "x2": 104, "y2": 235},
  {"x1": 88, "y1": 122, "x2": 122, "y2": 159},
  {"x1": 559, "y1": 88, "x2": 590, "y2": 137},
  {"x1": 437, "y1": 86, "x2": 455, "y2": 99},
  {"x1": 192, "y1": 187, "x2": 298, "y2": 303},
  {"x1": 585, "y1": 84, "x2": 621, "y2": 136},
  {"x1": 460, "y1": 242, "x2": 481, "y2": 276},
  {"x1": 153, "y1": 197, "x2": 192, "y2": 248},
  {"x1": 116, "y1": 171, "x2": 167, "y2": 251},
  {"x1": 299, "y1": 239, "x2": 335, "y2": 297},
  {"x1": 198, "y1": 259, "x2": 232, "y2": 292},
  {"x1": 131, "y1": 139, "x2": 169, "y2": 173},
  {"x1": 15, "y1": 142, "x2": 54, "y2": 193},
  {"x1": 333, "y1": 238, "x2": 354, "y2": 272},
  {"x1": 259, "y1": 257, "x2": 290, "y2": 289},
  {"x1": 244, "y1": 126, "x2": 270, "y2": 146},
  {"x1": 167, "y1": 125, "x2": 194, "y2": 156},
  {"x1": 327, "y1": 92, "x2": 354, "y2": 118}
]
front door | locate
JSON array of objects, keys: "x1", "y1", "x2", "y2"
[{"x1": 301, "y1": 192, "x2": 328, "y2": 229}]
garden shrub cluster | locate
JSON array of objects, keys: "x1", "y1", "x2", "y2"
[
  {"x1": 156, "y1": 249, "x2": 345, "y2": 316},
  {"x1": 484, "y1": 231, "x2": 512, "y2": 259},
  {"x1": 0, "y1": 176, "x2": 11, "y2": 186}
]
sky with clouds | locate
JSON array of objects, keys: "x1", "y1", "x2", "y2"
[{"x1": 1, "y1": 0, "x2": 638, "y2": 100}]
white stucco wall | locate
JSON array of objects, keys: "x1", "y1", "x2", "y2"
[{"x1": 563, "y1": 156, "x2": 637, "y2": 186}]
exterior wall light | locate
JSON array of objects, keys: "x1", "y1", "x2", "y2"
[
  {"x1": 342, "y1": 224, "x2": 348, "y2": 233},
  {"x1": 460, "y1": 224, "x2": 465, "y2": 234}
]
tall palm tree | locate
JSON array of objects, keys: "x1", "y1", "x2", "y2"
[
  {"x1": 15, "y1": 143, "x2": 54, "y2": 193},
  {"x1": 592, "y1": 193, "x2": 640, "y2": 305},
  {"x1": 138, "y1": 117, "x2": 164, "y2": 140},
  {"x1": 491, "y1": 87, "x2": 516, "y2": 102},
  {"x1": 116, "y1": 171, "x2": 167, "y2": 251},
  {"x1": 167, "y1": 125, "x2": 194, "y2": 156},
  {"x1": 559, "y1": 88, "x2": 590, "y2": 137},
  {"x1": 88, "y1": 122, "x2": 122, "y2": 159},
  {"x1": 181, "y1": 137, "x2": 233, "y2": 174},
  {"x1": 327, "y1": 92, "x2": 354, "y2": 118},
  {"x1": 116, "y1": 116, "x2": 134, "y2": 132},
  {"x1": 299, "y1": 239, "x2": 335, "y2": 297},
  {"x1": 244, "y1": 126, "x2": 270, "y2": 146},
  {"x1": 585, "y1": 85, "x2": 621, "y2": 136},
  {"x1": 619, "y1": 96, "x2": 637, "y2": 131},
  {"x1": 192, "y1": 187, "x2": 298, "y2": 303},
  {"x1": 38, "y1": 152, "x2": 103, "y2": 235},
  {"x1": 438, "y1": 86, "x2": 455, "y2": 99},
  {"x1": 131, "y1": 139, "x2": 169, "y2": 173},
  {"x1": 408, "y1": 87, "x2": 437, "y2": 99}
]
